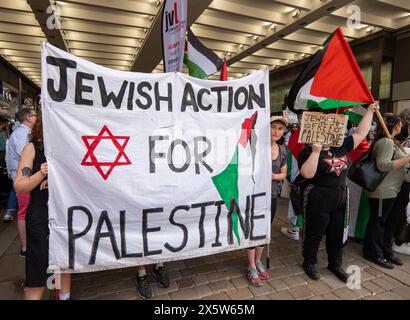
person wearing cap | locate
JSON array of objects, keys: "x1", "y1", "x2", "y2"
[
  {"x1": 297, "y1": 103, "x2": 378, "y2": 283},
  {"x1": 246, "y1": 115, "x2": 287, "y2": 287}
]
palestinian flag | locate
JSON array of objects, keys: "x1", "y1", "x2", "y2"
[
  {"x1": 347, "y1": 179, "x2": 371, "y2": 239},
  {"x1": 287, "y1": 129, "x2": 304, "y2": 160},
  {"x1": 184, "y1": 27, "x2": 223, "y2": 79},
  {"x1": 212, "y1": 112, "x2": 258, "y2": 245},
  {"x1": 338, "y1": 106, "x2": 367, "y2": 125},
  {"x1": 286, "y1": 28, "x2": 374, "y2": 114}
]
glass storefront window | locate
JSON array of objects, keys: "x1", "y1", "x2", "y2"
[{"x1": 380, "y1": 60, "x2": 392, "y2": 100}]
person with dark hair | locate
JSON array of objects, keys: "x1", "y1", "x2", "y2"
[
  {"x1": 363, "y1": 115, "x2": 410, "y2": 268},
  {"x1": 6, "y1": 108, "x2": 37, "y2": 255},
  {"x1": 397, "y1": 108, "x2": 410, "y2": 143},
  {"x1": 393, "y1": 127, "x2": 410, "y2": 255},
  {"x1": 298, "y1": 103, "x2": 378, "y2": 282},
  {"x1": 284, "y1": 123, "x2": 300, "y2": 144},
  {"x1": 14, "y1": 114, "x2": 71, "y2": 300}
]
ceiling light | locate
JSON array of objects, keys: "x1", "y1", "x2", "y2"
[
  {"x1": 253, "y1": 36, "x2": 258, "y2": 41},
  {"x1": 301, "y1": 53, "x2": 306, "y2": 57},
  {"x1": 144, "y1": 28, "x2": 148, "y2": 33},
  {"x1": 156, "y1": 0, "x2": 162, "y2": 7},
  {"x1": 239, "y1": 44, "x2": 244, "y2": 50},
  {"x1": 292, "y1": 9, "x2": 300, "y2": 18},
  {"x1": 270, "y1": 23, "x2": 277, "y2": 31}
]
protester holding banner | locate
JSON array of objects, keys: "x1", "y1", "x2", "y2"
[
  {"x1": 363, "y1": 115, "x2": 410, "y2": 268},
  {"x1": 298, "y1": 103, "x2": 377, "y2": 282},
  {"x1": 136, "y1": 263, "x2": 169, "y2": 299},
  {"x1": 245, "y1": 116, "x2": 287, "y2": 287},
  {"x1": 14, "y1": 115, "x2": 71, "y2": 300}
]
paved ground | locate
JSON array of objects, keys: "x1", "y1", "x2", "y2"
[{"x1": 1, "y1": 199, "x2": 410, "y2": 300}]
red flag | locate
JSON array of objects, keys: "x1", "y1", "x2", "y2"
[
  {"x1": 220, "y1": 59, "x2": 227, "y2": 81},
  {"x1": 349, "y1": 139, "x2": 370, "y2": 164},
  {"x1": 310, "y1": 28, "x2": 374, "y2": 104},
  {"x1": 288, "y1": 130, "x2": 304, "y2": 160}
]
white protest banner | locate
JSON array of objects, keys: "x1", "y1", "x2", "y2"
[
  {"x1": 161, "y1": 0, "x2": 187, "y2": 72},
  {"x1": 298, "y1": 111, "x2": 348, "y2": 147},
  {"x1": 41, "y1": 43, "x2": 271, "y2": 273}
]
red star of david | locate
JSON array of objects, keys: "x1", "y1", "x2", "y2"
[
  {"x1": 322, "y1": 155, "x2": 348, "y2": 176},
  {"x1": 81, "y1": 125, "x2": 131, "y2": 180}
]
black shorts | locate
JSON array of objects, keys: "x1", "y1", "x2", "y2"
[{"x1": 25, "y1": 218, "x2": 50, "y2": 288}]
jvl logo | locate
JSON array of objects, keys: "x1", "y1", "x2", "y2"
[{"x1": 165, "y1": 2, "x2": 180, "y2": 32}]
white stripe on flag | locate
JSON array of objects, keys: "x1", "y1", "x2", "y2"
[
  {"x1": 294, "y1": 78, "x2": 326, "y2": 110},
  {"x1": 188, "y1": 42, "x2": 218, "y2": 76}
]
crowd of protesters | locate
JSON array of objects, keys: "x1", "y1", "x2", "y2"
[{"x1": 1, "y1": 104, "x2": 410, "y2": 299}]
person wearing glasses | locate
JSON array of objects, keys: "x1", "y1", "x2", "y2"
[
  {"x1": 284, "y1": 123, "x2": 300, "y2": 145},
  {"x1": 6, "y1": 108, "x2": 38, "y2": 257}
]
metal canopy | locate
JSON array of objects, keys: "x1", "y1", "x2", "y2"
[{"x1": 0, "y1": 0, "x2": 409, "y2": 85}]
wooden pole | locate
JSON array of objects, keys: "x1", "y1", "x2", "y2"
[{"x1": 375, "y1": 107, "x2": 392, "y2": 139}]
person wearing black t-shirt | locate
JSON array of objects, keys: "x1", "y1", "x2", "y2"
[{"x1": 297, "y1": 103, "x2": 378, "y2": 282}]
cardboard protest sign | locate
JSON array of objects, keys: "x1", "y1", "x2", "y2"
[
  {"x1": 41, "y1": 43, "x2": 271, "y2": 273},
  {"x1": 283, "y1": 109, "x2": 299, "y2": 124},
  {"x1": 298, "y1": 112, "x2": 348, "y2": 147}
]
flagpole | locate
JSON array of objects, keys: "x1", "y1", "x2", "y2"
[{"x1": 375, "y1": 108, "x2": 392, "y2": 139}]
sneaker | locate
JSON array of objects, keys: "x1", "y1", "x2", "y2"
[
  {"x1": 19, "y1": 250, "x2": 26, "y2": 258},
  {"x1": 136, "y1": 275, "x2": 152, "y2": 299},
  {"x1": 281, "y1": 227, "x2": 299, "y2": 241},
  {"x1": 247, "y1": 267, "x2": 263, "y2": 287},
  {"x1": 392, "y1": 243, "x2": 410, "y2": 256},
  {"x1": 3, "y1": 212, "x2": 14, "y2": 222},
  {"x1": 255, "y1": 260, "x2": 269, "y2": 280},
  {"x1": 153, "y1": 266, "x2": 170, "y2": 288}
]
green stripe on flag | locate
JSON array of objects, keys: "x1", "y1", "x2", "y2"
[
  {"x1": 211, "y1": 146, "x2": 240, "y2": 245},
  {"x1": 183, "y1": 54, "x2": 208, "y2": 79},
  {"x1": 307, "y1": 98, "x2": 364, "y2": 110},
  {"x1": 354, "y1": 190, "x2": 371, "y2": 239},
  {"x1": 286, "y1": 147, "x2": 292, "y2": 182}
]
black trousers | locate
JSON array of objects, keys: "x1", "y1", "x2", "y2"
[
  {"x1": 394, "y1": 182, "x2": 410, "y2": 244},
  {"x1": 363, "y1": 197, "x2": 401, "y2": 260},
  {"x1": 303, "y1": 185, "x2": 346, "y2": 267},
  {"x1": 271, "y1": 196, "x2": 278, "y2": 223}
]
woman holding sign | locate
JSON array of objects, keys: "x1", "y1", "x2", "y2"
[
  {"x1": 246, "y1": 116, "x2": 287, "y2": 287},
  {"x1": 297, "y1": 103, "x2": 378, "y2": 282},
  {"x1": 14, "y1": 115, "x2": 71, "y2": 300}
]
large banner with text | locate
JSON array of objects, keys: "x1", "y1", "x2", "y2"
[{"x1": 41, "y1": 43, "x2": 271, "y2": 273}]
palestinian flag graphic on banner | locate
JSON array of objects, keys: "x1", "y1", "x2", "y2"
[
  {"x1": 184, "y1": 27, "x2": 223, "y2": 79},
  {"x1": 212, "y1": 112, "x2": 258, "y2": 245},
  {"x1": 286, "y1": 28, "x2": 374, "y2": 113}
]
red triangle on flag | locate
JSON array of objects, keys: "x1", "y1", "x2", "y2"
[
  {"x1": 310, "y1": 28, "x2": 374, "y2": 104},
  {"x1": 288, "y1": 130, "x2": 304, "y2": 160}
]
